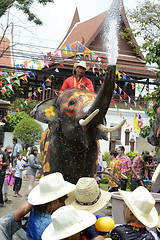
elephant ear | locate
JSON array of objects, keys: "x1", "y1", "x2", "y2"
[{"x1": 32, "y1": 98, "x2": 59, "y2": 128}]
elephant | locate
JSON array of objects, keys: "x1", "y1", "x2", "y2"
[
  {"x1": 147, "y1": 107, "x2": 160, "y2": 192},
  {"x1": 31, "y1": 65, "x2": 125, "y2": 184}
]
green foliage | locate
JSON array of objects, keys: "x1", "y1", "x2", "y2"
[
  {"x1": 3, "y1": 111, "x2": 30, "y2": 132},
  {"x1": 102, "y1": 151, "x2": 110, "y2": 168},
  {"x1": 140, "y1": 87, "x2": 160, "y2": 138},
  {"x1": 127, "y1": 0, "x2": 160, "y2": 52},
  {"x1": 0, "y1": 76, "x2": 23, "y2": 100},
  {"x1": 9, "y1": 98, "x2": 39, "y2": 115},
  {"x1": 0, "y1": 0, "x2": 54, "y2": 25},
  {"x1": 13, "y1": 117, "x2": 43, "y2": 150},
  {"x1": 100, "y1": 175, "x2": 109, "y2": 184},
  {"x1": 126, "y1": 151, "x2": 140, "y2": 162}
]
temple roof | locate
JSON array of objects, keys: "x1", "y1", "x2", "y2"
[{"x1": 56, "y1": 2, "x2": 156, "y2": 80}]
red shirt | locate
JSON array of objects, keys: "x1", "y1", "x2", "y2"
[{"x1": 60, "y1": 75, "x2": 94, "y2": 92}]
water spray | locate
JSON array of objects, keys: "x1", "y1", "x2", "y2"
[{"x1": 106, "y1": 0, "x2": 122, "y2": 65}]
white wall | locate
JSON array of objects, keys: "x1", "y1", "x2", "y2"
[
  {"x1": 99, "y1": 107, "x2": 154, "y2": 154},
  {"x1": 3, "y1": 109, "x2": 154, "y2": 154}
]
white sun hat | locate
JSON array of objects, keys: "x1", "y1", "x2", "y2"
[
  {"x1": 65, "y1": 177, "x2": 111, "y2": 213},
  {"x1": 28, "y1": 172, "x2": 76, "y2": 205},
  {"x1": 42, "y1": 205, "x2": 96, "y2": 240},
  {"x1": 119, "y1": 186, "x2": 158, "y2": 228},
  {"x1": 74, "y1": 60, "x2": 90, "y2": 71}
]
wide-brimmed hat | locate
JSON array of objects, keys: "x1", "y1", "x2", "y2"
[
  {"x1": 42, "y1": 205, "x2": 96, "y2": 240},
  {"x1": 65, "y1": 177, "x2": 111, "y2": 213},
  {"x1": 28, "y1": 172, "x2": 76, "y2": 205},
  {"x1": 119, "y1": 186, "x2": 158, "y2": 228},
  {"x1": 6, "y1": 145, "x2": 12, "y2": 153},
  {"x1": 74, "y1": 60, "x2": 89, "y2": 71}
]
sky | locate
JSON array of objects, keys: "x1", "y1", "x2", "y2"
[{"x1": 0, "y1": 0, "x2": 142, "y2": 64}]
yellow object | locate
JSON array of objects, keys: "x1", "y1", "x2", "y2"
[
  {"x1": 133, "y1": 114, "x2": 140, "y2": 132},
  {"x1": 157, "y1": 215, "x2": 160, "y2": 227},
  {"x1": 95, "y1": 217, "x2": 115, "y2": 232}
]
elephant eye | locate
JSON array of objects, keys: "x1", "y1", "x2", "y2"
[{"x1": 68, "y1": 99, "x2": 76, "y2": 106}]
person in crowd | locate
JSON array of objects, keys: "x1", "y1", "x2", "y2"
[
  {"x1": 111, "y1": 186, "x2": 159, "y2": 239},
  {"x1": 11, "y1": 138, "x2": 19, "y2": 167},
  {"x1": 65, "y1": 177, "x2": 111, "y2": 240},
  {"x1": 106, "y1": 150, "x2": 121, "y2": 192},
  {"x1": 26, "y1": 146, "x2": 42, "y2": 195},
  {"x1": 60, "y1": 60, "x2": 94, "y2": 92},
  {"x1": 26, "y1": 172, "x2": 76, "y2": 240},
  {"x1": 3, "y1": 145, "x2": 13, "y2": 203},
  {"x1": 0, "y1": 142, "x2": 9, "y2": 207},
  {"x1": 96, "y1": 147, "x2": 103, "y2": 186},
  {"x1": 0, "y1": 200, "x2": 32, "y2": 239},
  {"x1": 13, "y1": 153, "x2": 27, "y2": 197},
  {"x1": 131, "y1": 152, "x2": 151, "y2": 191},
  {"x1": 116, "y1": 146, "x2": 131, "y2": 191},
  {"x1": 42, "y1": 205, "x2": 96, "y2": 240}
]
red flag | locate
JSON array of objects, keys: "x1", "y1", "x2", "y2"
[{"x1": 28, "y1": 97, "x2": 32, "y2": 102}]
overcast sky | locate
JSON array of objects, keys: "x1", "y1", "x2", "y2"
[{"x1": 0, "y1": 0, "x2": 143, "y2": 64}]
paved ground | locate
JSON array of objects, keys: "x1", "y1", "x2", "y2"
[{"x1": 1, "y1": 179, "x2": 112, "y2": 239}]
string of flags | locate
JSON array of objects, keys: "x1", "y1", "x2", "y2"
[{"x1": 0, "y1": 41, "x2": 151, "y2": 131}]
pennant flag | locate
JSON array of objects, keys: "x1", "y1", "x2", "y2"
[
  {"x1": 55, "y1": 68, "x2": 59, "y2": 72},
  {"x1": 124, "y1": 92, "x2": 126, "y2": 99},
  {"x1": 115, "y1": 83, "x2": 117, "y2": 89},
  {"x1": 12, "y1": 111, "x2": 15, "y2": 115},
  {"x1": 46, "y1": 78, "x2": 52, "y2": 82},
  {"x1": 119, "y1": 87, "x2": 122, "y2": 94},
  {"x1": 16, "y1": 108, "x2": 19, "y2": 112},
  {"x1": 6, "y1": 77, "x2": 10, "y2": 83},
  {"x1": 131, "y1": 82, "x2": 135, "y2": 89},
  {"x1": 125, "y1": 102, "x2": 127, "y2": 107},
  {"x1": 38, "y1": 88, "x2": 41, "y2": 93},
  {"x1": 28, "y1": 97, "x2": 32, "y2": 102},
  {"x1": 134, "y1": 101, "x2": 137, "y2": 107},
  {"x1": 37, "y1": 62, "x2": 42, "y2": 70},
  {"x1": 144, "y1": 110, "x2": 147, "y2": 116},
  {"x1": 3, "y1": 72, "x2": 8, "y2": 78},
  {"x1": 0, "y1": 71, "x2": 2, "y2": 76},
  {"x1": 7, "y1": 84, "x2": 13, "y2": 91},
  {"x1": 120, "y1": 113, "x2": 122, "y2": 118},
  {"x1": 114, "y1": 90, "x2": 116, "y2": 95},
  {"x1": 4, "y1": 117, "x2": 7, "y2": 122},
  {"x1": 24, "y1": 75, "x2": 28, "y2": 82},
  {"x1": 0, "y1": 89, "x2": 4, "y2": 95},
  {"x1": 125, "y1": 82, "x2": 128, "y2": 86},
  {"x1": 31, "y1": 71, "x2": 35, "y2": 77},
  {"x1": 33, "y1": 92, "x2": 37, "y2": 97},
  {"x1": 20, "y1": 104, "x2": 23, "y2": 108},
  {"x1": 138, "y1": 113, "x2": 143, "y2": 128},
  {"x1": 0, "y1": 81, "x2": 2, "y2": 87},
  {"x1": 26, "y1": 73, "x2": 30, "y2": 78},
  {"x1": 60, "y1": 63, "x2": 64, "y2": 67},
  {"x1": 133, "y1": 114, "x2": 140, "y2": 132},
  {"x1": 42, "y1": 83, "x2": 45, "y2": 89},
  {"x1": 153, "y1": 100, "x2": 156, "y2": 104}
]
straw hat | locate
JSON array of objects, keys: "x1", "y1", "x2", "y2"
[
  {"x1": 42, "y1": 205, "x2": 96, "y2": 240},
  {"x1": 119, "y1": 186, "x2": 158, "y2": 228},
  {"x1": 74, "y1": 60, "x2": 89, "y2": 71},
  {"x1": 65, "y1": 177, "x2": 111, "y2": 213},
  {"x1": 28, "y1": 172, "x2": 76, "y2": 205},
  {"x1": 6, "y1": 145, "x2": 12, "y2": 153}
]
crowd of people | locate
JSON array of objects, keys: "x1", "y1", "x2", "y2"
[
  {"x1": 105, "y1": 146, "x2": 156, "y2": 193},
  {"x1": 0, "y1": 61, "x2": 160, "y2": 240}
]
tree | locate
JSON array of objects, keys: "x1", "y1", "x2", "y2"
[
  {"x1": 13, "y1": 116, "x2": 43, "y2": 150},
  {"x1": 3, "y1": 111, "x2": 30, "y2": 132},
  {"x1": 0, "y1": 0, "x2": 54, "y2": 25},
  {"x1": 9, "y1": 98, "x2": 39, "y2": 115},
  {"x1": 127, "y1": 0, "x2": 160, "y2": 52},
  {"x1": 123, "y1": 0, "x2": 160, "y2": 138},
  {"x1": 140, "y1": 87, "x2": 160, "y2": 138}
]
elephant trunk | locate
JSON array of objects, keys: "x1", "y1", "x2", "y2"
[{"x1": 87, "y1": 65, "x2": 116, "y2": 127}]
